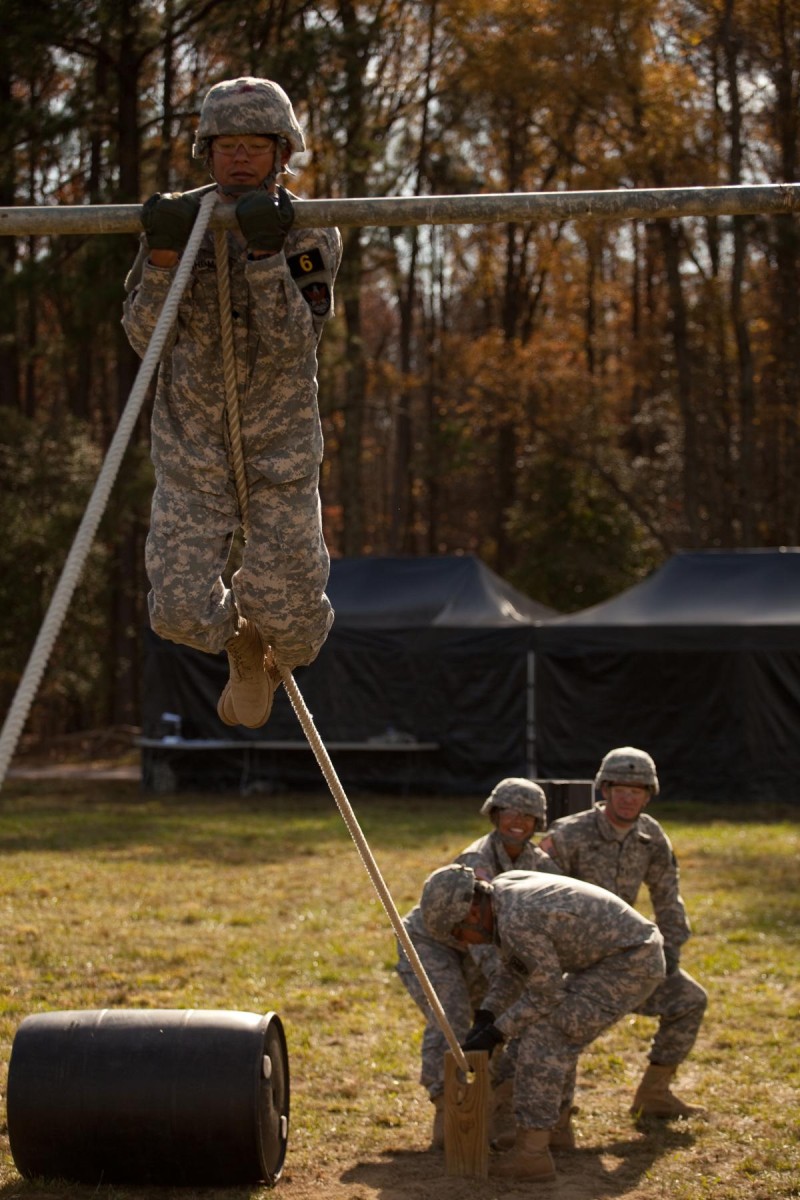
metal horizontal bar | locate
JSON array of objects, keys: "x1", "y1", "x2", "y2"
[{"x1": 0, "y1": 183, "x2": 798, "y2": 236}]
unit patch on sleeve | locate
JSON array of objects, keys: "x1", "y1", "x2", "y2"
[{"x1": 300, "y1": 282, "x2": 332, "y2": 316}]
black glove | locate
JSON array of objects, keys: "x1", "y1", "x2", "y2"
[
  {"x1": 140, "y1": 192, "x2": 200, "y2": 253},
  {"x1": 465, "y1": 1009, "x2": 496, "y2": 1042},
  {"x1": 236, "y1": 186, "x2": 294, "y2": 253},
  {"x1": 664, "y1": 946, "x2": 681, "y2": 975},
  {"x1": 462, "y1": 1023, "x2": 504, "y2": 1055}
]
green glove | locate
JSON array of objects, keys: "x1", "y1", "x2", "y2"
[
  {"x1": 140, "y1": 192, "x2": 200, "y2": 253},
  {"x1": 235, "y1": 187, "x2": 295, "y2": 254}
]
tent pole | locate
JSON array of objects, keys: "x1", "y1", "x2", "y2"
[{"x1": 526, "y1": 650, "x2": 536, "y2": 779}]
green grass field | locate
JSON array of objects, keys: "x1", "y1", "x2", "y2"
[{"x1": 0, "y1": 779, "x2": 798, "y2": 1200}]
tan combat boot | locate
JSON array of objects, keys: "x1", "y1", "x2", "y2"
[
  {"x1": 550, "y1": 1104, "x2": 578, "y2": 1150},
  {"x1": 216, "y1": 618, "x2": 275, "y2": 729},
  {"x1": 631, "y1": 1064, "x2": 705, "y2": 1118},
  {"x1": 489, "y1": 1078, "x2": 515, "y2": 1150},
  {"x1": 431, "y1": 1094, "x2": 445, "y2": 1150},
  {"x1": 490, "y1": 1128, "x2": 556, "y2": 1182}
]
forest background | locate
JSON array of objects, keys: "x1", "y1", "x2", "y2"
[{"x1": 1, "y1": 0, "x2": 798, "y2": 739}]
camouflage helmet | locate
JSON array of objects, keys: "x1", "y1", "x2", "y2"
[
  {"x1": 192, "y1": 77, "x2": 306, "y2": 160},
  {"x1": 595, "y1": 746, "x2": 659, "y2": 795},
  {"x1": 479, "y1": 777, "x2": 547, "y2": 826},
  {"x1": 419, "y1": 864, "x2": 480, "y2": 945}
]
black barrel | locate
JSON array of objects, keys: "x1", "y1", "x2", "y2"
[{"x1": 7, "y1": 1008, "x2": 289, "y2": 1186}]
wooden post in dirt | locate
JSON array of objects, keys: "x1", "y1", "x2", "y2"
[{"x1": 444, "y1": 1049, "x2": 490, "y2": 1179}]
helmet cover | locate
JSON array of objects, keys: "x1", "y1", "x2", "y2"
[
  {"x1": 192, "y1": 77, "x2": 306, "y2": 160},
  {"x1": 594, "y1": 746, "x2": 659, "y2": 795},
  {"x1": 479, "y1": 777, "x2": 547, "y2": 825},
  {"x1": 419, "y1": 864, "x2": 478, "y2": 944}
]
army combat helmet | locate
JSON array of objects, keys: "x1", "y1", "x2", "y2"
[
  {"x1": 192, "y1": 76, "x2": 306, "y2": 162},
  {"x1": 479, "y1": 777, "x2": 547, "y2": 830},
  {"x1": 419, "y1": 864, "x2": 487, "y2": 947},
  {"x1": 595, "y1": 746, "x2": 660, "y2": 795}
]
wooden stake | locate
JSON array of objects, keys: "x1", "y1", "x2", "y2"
[{"x1": 444, "y1": 1049, "x2": 490, "y2": 1178}]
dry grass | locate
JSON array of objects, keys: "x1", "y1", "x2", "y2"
[{"x1": 0, "y1": 780, "x2": 798, "y2": 1200}]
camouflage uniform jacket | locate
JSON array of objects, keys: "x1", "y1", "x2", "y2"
[
  {"x1": 122, "y1": 184, "x2": 342, "y2": 495},
  {"x1": 454, "y1": 830, "x2": 563, "y2": 881},
  {"x1": 543, "y1": 804, "x2": 691, "y2": 954},
  {"x1": 483, "y1": 870, "x2": 661, "y2": 1038}
]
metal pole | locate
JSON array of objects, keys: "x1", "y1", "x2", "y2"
[
  {"x1": 526, "y1": 650, "x2": 536, "y2": 780},
  {"x1": 1, "y1": 183, "x2": 799, "y2": 236}
]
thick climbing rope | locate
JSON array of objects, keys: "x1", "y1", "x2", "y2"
[
  {"x1": 0, "y1": 189, "x2": 220, "y2": 788},
  {"x1": 280, "y1": 666, "x2": 471, "y2": 1075},
  {"x1": 210, "y1": 226, "x2": 471, "y2": 1075},
  {"x1": 214, "y1": 227, "x2": 251, "y2": 540}
]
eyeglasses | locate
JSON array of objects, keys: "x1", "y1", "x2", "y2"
[{"x1": 213, "y1": 137, "x2": 275, "y2": 157}]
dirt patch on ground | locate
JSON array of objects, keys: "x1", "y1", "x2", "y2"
[{"x1": 276, "y1": 1083, "x2": 707, "y2": 1200}]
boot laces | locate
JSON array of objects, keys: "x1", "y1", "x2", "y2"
[{"x1": 228, "y1": 624, "x2": 263, "y2": 681}]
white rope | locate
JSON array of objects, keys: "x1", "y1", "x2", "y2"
[
  {"x1": 0, "y1": 190, "x2": 220, "y2": 788},
  {"x1": 279, "y1": 666, "x2": 471, "y2": 1075}
]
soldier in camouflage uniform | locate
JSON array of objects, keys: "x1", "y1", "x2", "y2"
[
  {"x1": 419, "y1": 864, "x2": 666, "y2": 1182},
  {"x1": 123, "y1": 77, "x2": 341, "y2": 728},
  {"x1": 454, "y1": 776, "x2": 560, "y2": 881},
  {"x1": 396, "y1": 778, "x2": 560, "y2": 1149},
  {"x1": 540, "y1": 746, "x2": 707, "y2": 1119}
]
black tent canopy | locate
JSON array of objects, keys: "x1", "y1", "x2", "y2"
[
  {"x1": 141, "y1": 554, "x2": 556, "y2": 794},
  {"x1": 322, "y1": 554, "x2": 552, "y2": 628},
  {"x1": 532, "y1": 548, "x2": 800, "y2": 802}
]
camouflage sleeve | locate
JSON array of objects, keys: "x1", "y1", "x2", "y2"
[
  {"x1": 537, "y1": 825, "x2": 573, "y2": 873},
  {"x1": 486, "y1": 935, "x2": 566, "y2": 1039},
  {"x1": 121, "y1": 242, "x2": 179, "y2": 359},
  {"x1": 532, "y1": 845, "x2": 565, "y2": 875},
  {"x1": 246, "y1": 225, "x2": 341, "y2": 351},
  {"x1": 644, "y1": 828, "x2": 692, "y2": 950},
  {"x1": 287, "y1": 225, "x2": 342, "y2": 339}
]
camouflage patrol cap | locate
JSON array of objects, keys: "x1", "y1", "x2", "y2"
[
  {"x1": 479, "y1": 777, "x2": 547, "y2": 824},
  {"x1": 595, "y1": 746, "x2": 659, "y2": 795},
  {"x1": 192, "y1": 77, "x2": 306, "y2": 159},
  {"x1": 419, "y1": 864, "x2": 481, "y2": 945}
]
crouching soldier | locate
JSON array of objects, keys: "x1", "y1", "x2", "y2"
[
  {"x1": 419, "y1": 864, "x2": 666, "y2": 1182},
  {"x1": 396, "y1": 778, "x2": 561, "y2": 1150},
  {"x1": 540, "y1": 746, "x2": 707, "y2": 1118}
]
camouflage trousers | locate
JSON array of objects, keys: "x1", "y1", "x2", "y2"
[
  {"x1": 146, "y1": 470, "x2": 332, "y2": 669},
  {"x1": 396, "y1": 936, "x2": 477, "y2": 1100},
  {"x1": 635, "y1": 966, "x2": 707, "y2": 1064},
  {"x1": 513, "y1": 938, "x2": 665, "y2": 1130}
]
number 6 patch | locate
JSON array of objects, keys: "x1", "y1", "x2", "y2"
[
  {"x1": 287, "y1": 248, "x2": 325, "y2": 278},
  {"x1": 287, "y1": 247, "x2": 331, "y2": 316}
]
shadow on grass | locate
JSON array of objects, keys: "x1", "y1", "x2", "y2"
[
  {"x1": 0, "y1": 1184, "x2": 256, "y2": 1200},
  {"x1": 340, "y1": 1123, "x2": 696, "y2": 1197},
  {"x1": 0, "y1": 782, "x2": 483, "y2": 864}
]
